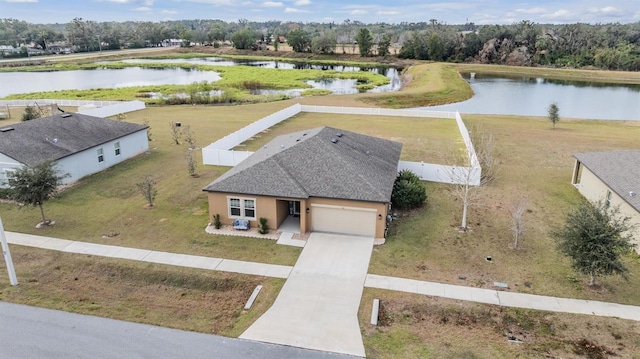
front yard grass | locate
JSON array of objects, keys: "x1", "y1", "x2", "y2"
[
  {"x1": 0, "y1": 246, "x2": 283, "y2": 336},
  {"x1": 359, "y1": 289, "x2": 640, "y2": 358},
  {"x1": 0, "y1": 103, "x2": 302, "y2": 265},
  {"x1": 369, "y1": 114, "x2": 640, "y2": 305}
]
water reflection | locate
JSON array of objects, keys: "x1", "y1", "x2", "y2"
[
  {"x1": 0, "y1": 67, "x2": 221, "y2": 97},
  {"x1": 121, "y1": 57, "x2": 402, "y2": 94},
  {"x1": 419, "y1": 73, "x2": 640, "y2": 120}
]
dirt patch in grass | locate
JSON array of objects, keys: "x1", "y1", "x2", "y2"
[
  {"x1": 360, "y1": 289, "x2": 640, "y2": 358},
  {"x1": 0, "y1": 246, "x2": 283, "y2": 336}
]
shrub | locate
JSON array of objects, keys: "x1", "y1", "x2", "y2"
[
  {"x1": 258, "y1": 217, "x2": 269, "y2": 234},
  {"x1": 213, "y1": 214, "x2": 221, "y2": 229},
  {"x1": 391, "y1": 169, "x2": 427, "y2": 210}
]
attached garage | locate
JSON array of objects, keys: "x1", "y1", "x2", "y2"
[{"x1": 311, "y1": 204, "x2": 377, "y2": 237}]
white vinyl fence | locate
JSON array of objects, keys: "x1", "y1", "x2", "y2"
[
  {"x1": 0, "y1": 99, "x2": 146, "y2": 118},
  {"x1": 202, "y1": 104, "x2": 482, "y2": 186},
  {"x1": 78, "y1": 100, "x2": 146, "y2": 118}
]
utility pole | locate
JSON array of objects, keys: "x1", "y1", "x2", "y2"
[{"x1": 0, "y1": 218, "x2": 18, "y2": 286}]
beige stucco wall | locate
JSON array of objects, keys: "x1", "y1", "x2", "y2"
[
  {"x1": 574, "y1": 162, "x2": 640, "y2": 248},
  {"x1": 207, "y1": 192, "x2": 389, "y2": 238}
]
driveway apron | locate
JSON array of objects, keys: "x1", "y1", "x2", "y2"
[{"x1": 240, "y1": 232, "x2": 374, "y2": 357}]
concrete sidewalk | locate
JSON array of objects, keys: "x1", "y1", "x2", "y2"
[
  {"x1": 6, "y1": 231, "x2": 292, "y2": 279},
  {"x1": 365, "y1": 274, "x2": 640, "y2": 321}
]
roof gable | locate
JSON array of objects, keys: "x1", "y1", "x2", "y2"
[
  {"x1": 575, "y1": 150, "x2": 640, "y2": 212},
  {"x1": 204, "y1": 127, "x2": 402, "y2": 203},
  {"x1": 0, "y1": 113, "x2": 147, "y2": 166}
]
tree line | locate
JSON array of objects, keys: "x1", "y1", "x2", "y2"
[{"x1": 2, "y1": 18, "x2": 640, "y2": 70}]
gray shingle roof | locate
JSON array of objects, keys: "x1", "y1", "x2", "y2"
[
  {"x1": 574, "y1": 150, "x2": 640, "y2": 213},
  {"x1": 0, "y1": 113, "x2": 148, "y2": 166},
  {"x1": 204, "y1": 127, "x2": 402, "y2": 203}
]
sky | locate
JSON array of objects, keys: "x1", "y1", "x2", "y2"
[{"x1": 2, "y1": 0, "x2": 640, "y2": 25}]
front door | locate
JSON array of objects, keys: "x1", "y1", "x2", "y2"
[{"x1": 289, "y1": 201, "x2": 301, "y2": 217}]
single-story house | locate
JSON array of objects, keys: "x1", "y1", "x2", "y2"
[
  {"x1": 0, "y1": 113, "x2": 148, "y2": 187},
  {"x1": 203, "y1": 126, "x2": 402, "y2": 238},
  {"x1": 572, "y1": 150, "x2": 640, "y2": 246}
]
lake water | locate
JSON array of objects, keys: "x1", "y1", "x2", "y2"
[
  {"x1": 0, "y1": 57, "x2": 401, "y2": 97},
  {"x1": 420, "y1": 73, "x2": 640, "y2": 121},
  {"x1": 0, "y1": 67, "x2": 222, "y2": 97}
]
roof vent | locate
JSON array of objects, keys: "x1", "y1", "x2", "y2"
[
  {"x1": 336, "y1": 132, "x2": 343, "y2": 137},
  {"x1": 0, "y1": 127, "x2": 14, "y2": 132},
  {"x1": 302, "y1": 133, "x2": 307, "y2": 136},
  {"x1": 366, "y1": 150, "x2": 370, "y2": 155},
  {"x1": 631, "y1": 191, "x2": 637, "y2": 197},
  {"x1": 280, "y1": 144, "x2": 285, "y2": 149},
  {"x1": 61, "y1": 113, "x2": 72, "y2": 118},
  {"x1": 53, "y1": 138, "x2": 58, "y2": 143},
  {"x1": 331, "y1": 138, "x2": 338, "y2": 144}
]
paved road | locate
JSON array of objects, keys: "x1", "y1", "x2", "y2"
[
  {"x1": 240, "y1": 233, "x2": 374, "y2": 358},
  {"x1": 0, "y1": 302, "x2": 357, "y2": 359}
]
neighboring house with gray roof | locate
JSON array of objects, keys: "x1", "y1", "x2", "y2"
[
  {"x1": 572, "y1": 150, "x2": 640, "y2": 246},
  {"x1": 203, "y1": 126, "x2": 402, "y2": 238},
  {"x1": 0, "y1": 113, "x2": 148, "y2": 187}
]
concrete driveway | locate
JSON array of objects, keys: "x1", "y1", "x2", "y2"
[{"x1": 240, "y1": 232, "x2": 375, "y2": 358}]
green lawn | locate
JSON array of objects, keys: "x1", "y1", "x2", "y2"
[
  {"x1": 235, "y1": 111, "x2": 464, "y2": 163},
  {"x1": 370, "y1": 115, "x2": 640, "y2": 305},
  {"x1": 0, "y1": 103, "x2": 302, "y2": 265}
]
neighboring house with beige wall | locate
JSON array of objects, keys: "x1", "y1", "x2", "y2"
[
  {"x1": 572, "y1": 150, "x2": 640, "y2": 246},
  {"x1": 203, "y1": 126, "x2": 402, "y2": 238}
]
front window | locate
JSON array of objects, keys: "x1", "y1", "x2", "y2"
[
  {"x1": 228, "y1": 197, "x2": 256, "y2": 219},
  {"x1": 114, "y1": 142, "x2": 121, "y2": 156},
  {"x1": 606, "y1": 190, "x2": 612, "y2": 208},
  {"x1": 97, "y1": 148, "x2": 104, "y2": 163},
  {"x1": 244, "y1": 199, "x2": 255, "y2": 218}
]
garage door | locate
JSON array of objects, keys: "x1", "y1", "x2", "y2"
[{"x1": 311, "y1": 204, "x2": 377, "y2": 237}]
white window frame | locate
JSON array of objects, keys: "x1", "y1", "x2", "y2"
[
  {"x1": 114, "y1": 142, "x2": 121, "y2": 156},
  {"x1": 97, "y1": 148, "x2": 104, "y2": 163},
  {"x1": 605, "y1": 190, "x2": 612, "y2": 208},
  {"x1": 228, "y1": 196, "x2": 257, "y2": 219}
]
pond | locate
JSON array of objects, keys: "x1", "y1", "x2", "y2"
[
  {"x1": 121, "y1": 57, "x2": 402, "y2": 94},
  {"x1": 0, "y1": 67, "x2": 222, "y2": 98},
  {"x1": 0, "y1": 57, "x2": 400, "y2": 98},
  {"x1": 420, "y1": 73, "x2": 640, "y2": 121}
]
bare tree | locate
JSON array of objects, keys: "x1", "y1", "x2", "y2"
[
  {"x1": 169, "y1": 122, "x2": 182, "y2": 145},
  {"x1": 511, "y1": 198, "x2": 528, "y2": 249},
  {"x1": 137, "y1": 176, "x2": 158, "y2": 207},
  {"x1": 186, "y1": 148, "x2": 196, "y2": 176},
  {"x1": 182, "y1": 124, "x2": 197, "y2": 149},
  {"x1": 142, "y1": 118, "x2": 152, "y2": 141},
  {"x1": 447, "y1": 165, "x2": 481, "y2": 231},
  {"x1": 469, "y1": 123, "x2": 497, "y2": 184}
]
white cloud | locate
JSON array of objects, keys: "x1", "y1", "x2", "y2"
[
  {"x1": 4, "y1": 0, "x2": 38, "y2": 2},
  {"x1": 133, "y1": 6, "x2": 152, "y2": 11},
  {"x1": 103, "y1": 0, "x2": 131, "y2": 3},
  {"x1": 542, "y1": 9, "x2": 572, "y2": 20},
  {"x1": 377, "y1": 10, "x2": 400, "y2": 16},
  {"x1": 263, "y1": 1, "x2": 283, "y2": 7},
  {"x1": 142, "y1": 0, "x2": 155, "y2": 6},
  {"x1": 284, "y1": 7, "x2": 309, "y2": 13},
  {"x1": 294, "y1": 0, "x2": 310, "y2": 5},
  {"x1": 514, "y1": 7, "x2": 547, "y2": 15},
  {"x1": 599, "y1": 6, "x2": 623, "y2": 16},
  {"x1": 350, "y1": 9, "x2": 368, "y2": 15},
  {"x1": 160, "y1": 9, "x2": 177, "y2": 14}
]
